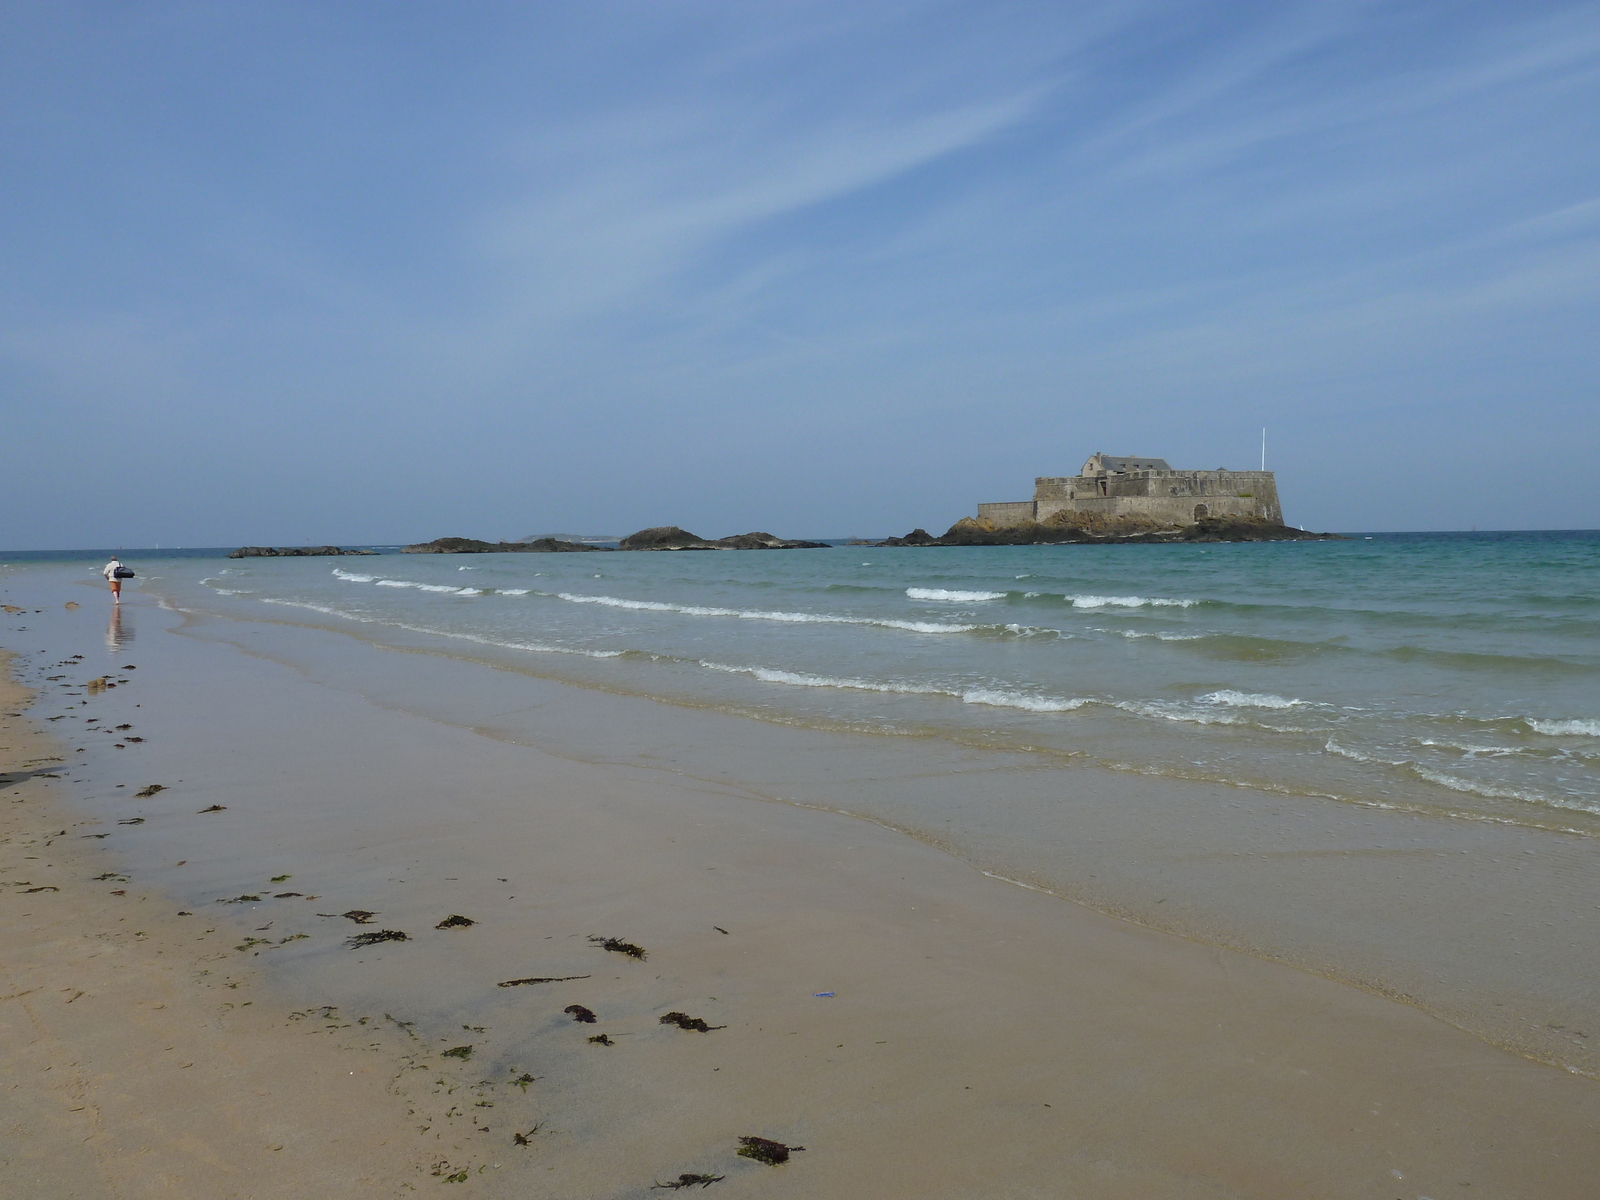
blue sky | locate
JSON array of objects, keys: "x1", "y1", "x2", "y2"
[{"x1": 4, "y1": 1, "x2": 1598, "y2": 547}]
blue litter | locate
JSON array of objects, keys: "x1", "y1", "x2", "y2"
[{"x1": 813, "y1": 991, "x2": 835, "y2": 997}]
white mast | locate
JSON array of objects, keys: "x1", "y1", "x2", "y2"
[{"x1": 1260, "y1": 427, "x2": 1266, "y2": 471}]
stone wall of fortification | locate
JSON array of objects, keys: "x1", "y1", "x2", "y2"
[{"x1": 977, "y1": 470, "x2": 1282, "y2": 528}]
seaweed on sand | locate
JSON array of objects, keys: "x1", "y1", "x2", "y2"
[
  {"x1": 346, "y1": 929, "x2": 408, "y2": 948},
  {"x1": 659, "y1": 1011, "x2": 725, "y2": 1033},
  {"x1": 653, "y1": 1174, "x2": 725, "y2": 1189},
  {"x1": 587, "y1": 1034, "x2": 614, "y2": 1046},
  {"x1": 737, "y1": 1137, "x2": 804, "y2": 1166},
  {"x1": 497, "y1": 974, "x2": 589, "y2": 988},
  {"x1": 341, "y1": 910, "x2": 377, "y2": 924},
  {"x1": 588, "y1": 935, "x2": 646, "y2": 959},
  {"x1": 441, "y1": 1045, "x2": 473, "y2": 1060},
  {"x1": 134, "y1": 785, "x2": 165, "y2": 797},
  {"x1": 563, "y1": 1004, "x2": 597, "y2": 1023},
  {"x1": 436, "y1": 914, "x2": 475, "y2": 929}
]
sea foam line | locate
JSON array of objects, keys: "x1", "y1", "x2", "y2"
[
  {"x1": 260, "y1": 598, "x2": 622, "y2": 658},
  {"x1": 555, "y1": 592, "x2": 976, "y2": 634},
  {"x1": 698, "y1": 661, "x2": 1089, "y2": 712}
]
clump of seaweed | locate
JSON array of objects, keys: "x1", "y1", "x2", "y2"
[
  {"x1": 497, "y1": 974, "x2": 589, "y2": 988},
  {"x1": 511, "y1": 1072, "x2": 536, "y2": 1090},
  {"x1": 441, "y1": 1045, "x2": 473, "y2": 1060},
  {"x1": 653, "y1": 1174, "x2": 725, "y2": 1189},
  {"x1": 134, "y1": 785, "x2": 165, "y2": 798},
  {"x1": 197, "y1": 804, "x2": 227, "y2": 813},
  {"x1": 217, "y1": 894, "x2": 262, "y2": 903},
  {"x1": 117, "y1": 817, "x2": 144, "y2": 825},
  {"x1": 512, "y1": 1124, "x2": 543, "y2": 1145},
  {"x1": 347, "y1": 929, "x2": 407, "y2": 948},
  {"x1": 436, "y1": 914, "x2": 475, "y2": 929},
  {"x1": 563, "y1": 1004, "x2": 597, "y2": 1024},
  {"x1": 587, "y1": 1034, "x2": 615, "y2": 1046},
  {"x1": 589, "y1": 935, "x2": 647, "y2": 960},
  {"x1": 659, "y1": 1011, "x2": 725, "y2": 1033},
  {"x1": 341, "y1": 910, "x2": 377, "y2": 924},
  {"x1": 737, "y1": 1137, "x2": 803, "y2": 1166}
]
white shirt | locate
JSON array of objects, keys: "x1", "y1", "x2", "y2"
[{"x1": 103, "y1": 560, "x2": 121, "y2": 580}]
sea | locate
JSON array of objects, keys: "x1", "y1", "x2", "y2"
[{"x1": 6, "y1": 530, "x2": 1600, "y2": 1068}]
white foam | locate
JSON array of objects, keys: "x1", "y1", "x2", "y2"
[
  {"x1": 262, "y1": 598, "x2": 621, "y2": 658},
  {"x1": 1201, "y1": 690, "x2": 1304, "y2": 709},
  {"x1": 1108, "y1": 629, "x2": 1204, "y2": 641},
  {"x1": 906, "y1": 587, "x2": 1006, "y2": 602},
  {"x1": 1067, "y1": 594, "x2": 1197, "y2": 609},
  {"x1": 331, "y1": 569, "x2": 375, "y2": 583},
  {"x1": 700, "y1": 661, "x2": 1089, "y2": 713},
  {"x1": 960, "y1": 689, "x2": 1089, "y2": 713},
  {"x1": 499, "y1": 589, "x2": 530, "y2": 596},
  {"x1": 702, "y1": 662, "x2": 933, "y2": 695},
  {"x1": 1411, "y1": 765, "x2": 1563, "y2": 807},
  {"x1": 1527, "y1": 718, "x2": 1600, "y2": 737},
  {"x1": 374, "y1": 579, "x2": 463, "y2": 593},
  {"x1": 555, "y1": 592, "x2": 976, "y2": 634},
  {"x1": 456, "y1": 587, "x2": 480, "y2": 595},
  {"x1": 1324, "y1": 739, "x2": 1401, "y2": 765}
]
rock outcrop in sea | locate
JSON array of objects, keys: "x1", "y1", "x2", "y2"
[
  {"x1": 229, "y1": 546, "x2": 378, "y2": 558},
  {"x1": 401, "y1": 537, "x2": 610, "y2": 554},
  {"x1": 874, "y1": 515, "x2": 1341, "y2": 546},
  {"x1": 618, "y1": 527, "x2": 831, "y2": 551}
]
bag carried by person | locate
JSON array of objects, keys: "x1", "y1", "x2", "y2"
[{"x1": 113, "y1": 567, "x2": 135, "y2": 579}]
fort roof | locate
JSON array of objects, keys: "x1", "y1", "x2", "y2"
[{"x1": 1082, "y1": 453, "x2": 1172, "y2": 475}]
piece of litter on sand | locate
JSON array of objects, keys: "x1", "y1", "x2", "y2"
[{"x1": 813, "y1": 992, "x2": 835, "y2": 997}]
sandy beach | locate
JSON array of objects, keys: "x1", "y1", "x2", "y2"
[{"x1": 4, "y1": 582, "x2": 1600, "y2": 1198}]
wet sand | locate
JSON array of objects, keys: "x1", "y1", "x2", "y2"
[{"x1": 3, "y1": 589, "x2": 1600, "y2": 1198}]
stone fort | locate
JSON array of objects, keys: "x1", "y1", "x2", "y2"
[{"x1": 977, "y1": 453, "x2": 1282, "y2": 528}]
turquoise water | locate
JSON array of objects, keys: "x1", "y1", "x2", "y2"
[{"x1": 67, "y1": 530, "x2": 1595, "y2": 836}]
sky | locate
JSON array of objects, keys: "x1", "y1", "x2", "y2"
[{"x1": 4, "y1": 0, "x2": 1599, "y2": 547}]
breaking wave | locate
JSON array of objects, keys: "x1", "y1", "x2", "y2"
[
  {"x1": 1200, "y1": 690, "x2": 1305, "y2": 709},
  {"x1": 1527, "y1": 718, "x2": 1600, "y2": 737},
  {"x1": 1066, "y1": 594, "x2": 1197, "y2": 609},
  {"x1": 906, "y1": 587, "x2": 1007, "y2": 602}
]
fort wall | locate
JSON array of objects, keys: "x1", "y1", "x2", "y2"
[{"x1": 978, "y1": 469, "x2": 1282, "y2": 528}]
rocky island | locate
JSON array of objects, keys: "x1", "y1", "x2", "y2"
[
  {"x1": 875, "y1": 514, "x2": 1339, "y2": 546},
  {"x1": 229, "y1": 546, "x2": 378, "y2": 558},
  {"x1": 618, "y1": 526, "x2": 831, "y2": 551},
  {"x1": 402, "y1": 537, "x2": 609, "y2": 554}
]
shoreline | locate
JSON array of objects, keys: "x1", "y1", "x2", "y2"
[{"x1": 4, "y1": 588, "x2": 1600, "y2": 1196}]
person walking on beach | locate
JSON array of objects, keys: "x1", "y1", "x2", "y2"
[{"x1": 103, "y1": 556, "x2": 126, "y2": 603}]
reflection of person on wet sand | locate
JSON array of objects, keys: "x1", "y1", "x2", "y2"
[
  {"x1": 106, "y1": 604, "x2": 131, "y2": 650},
  {"x1": 103, "y1": 556, "x2": 125, "y2": 603}
]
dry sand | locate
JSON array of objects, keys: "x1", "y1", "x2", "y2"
[{"x1": 3, "y1": 598, "x2": 1600, "y2": 1199}]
